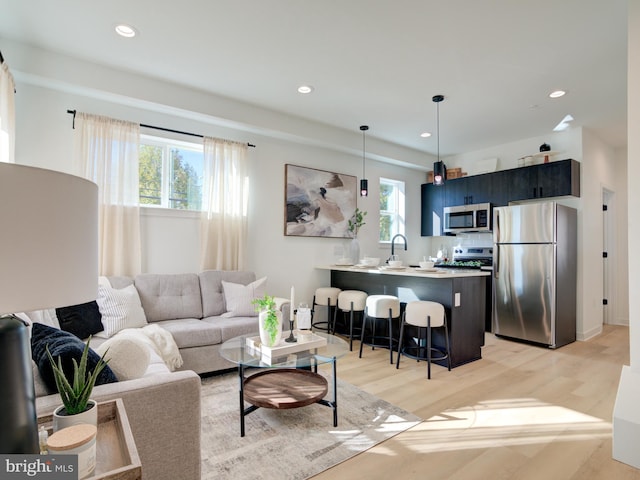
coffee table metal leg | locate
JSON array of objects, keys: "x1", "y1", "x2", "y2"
[
  {"x1": 316, "y1": 356, "x2": 338, "y2": 427},
  {"x1": 332, "y1": 357, "x2": 338, "y2": 426},
  {"x1": 239, "y1": 364, "x2": 245, "y2": 437}
]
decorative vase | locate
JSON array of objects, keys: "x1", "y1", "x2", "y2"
[
  {"x1": 259, "y1": 310, "x2": 283, "y2": 347},
  {"x1": 53, "y1": 399, "x2": 98, "y2": 432},
  {"x1": 350, "y1": 237, "x2": 360, "y2": 264}
]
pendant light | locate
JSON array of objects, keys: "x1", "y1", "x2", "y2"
[
  {"x1": 432, "y1": 95, "x2": 446, "y2": 186},
  {"x1": 360, "y1": 125, "x2": 369, "y2": 196}
]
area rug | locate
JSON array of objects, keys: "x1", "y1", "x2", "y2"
[{"x1": 200, "y1": 371, "x2": 421, "y2": 480}]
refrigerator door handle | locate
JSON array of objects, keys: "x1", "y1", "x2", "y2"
[{"x1": 494, "y1": 245, "x2": 499, "y2": 278}]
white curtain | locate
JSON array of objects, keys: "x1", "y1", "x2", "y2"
[
  {"x1": 200, "y1": 137, "x2": 249, "y2": 270},
  {"x1": 0, "y1": 61, "x2": 16, "y2": 163},
  {"x1": 73, "y1": 112, "x2": 142, "y2": 277}
]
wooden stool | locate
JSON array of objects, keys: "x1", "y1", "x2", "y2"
[{"x1": 359, "y1": 295, "x2": 400, "y2": 364}]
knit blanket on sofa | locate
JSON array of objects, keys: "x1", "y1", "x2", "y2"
[{"x1": 114, "y1": 324, "x2": 183, "y2": 371}]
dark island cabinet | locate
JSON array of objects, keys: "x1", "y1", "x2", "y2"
[{"x1": 421, "y1": 159, "x2": 580, "y2": 236}]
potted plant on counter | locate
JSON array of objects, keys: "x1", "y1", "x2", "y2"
[
  {"x1": 46, "y1": 339, "x2": 109, "y2": 432},
  {"x1": 252, "y1": 294, "x2": 283, "y2": 347}
]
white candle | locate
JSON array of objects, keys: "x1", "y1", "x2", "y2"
[{"x1": 290, "y1": 286, "x2": 295, "y2": 322}]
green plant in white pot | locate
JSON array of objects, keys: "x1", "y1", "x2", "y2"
[
  {"x1": 46, "y1": 338, "x2": 109, "y2": 432},
  {"x1": 252, "y1": 294, "x2": 283, "y2": 347}
]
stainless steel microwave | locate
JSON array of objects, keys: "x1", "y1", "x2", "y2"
[{"x1": 443, "y1": 203, "x2": 492, "y2": 233}]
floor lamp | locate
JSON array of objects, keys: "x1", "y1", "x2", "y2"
[{"x1": 0, "y1": 162, "x2": 98, "y2": 453}]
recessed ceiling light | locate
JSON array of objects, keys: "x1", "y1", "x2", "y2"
[
  {"x1": 420, "y1": 132, "x2": 432, "y2": 138},
  {"x1": 115, "y1": 24, "x2": 137, "y2": 38},
  {"x1": 297, "y1": 85, "x2": 314, "y2": 94},
  {"x1": 549, "y1": 90, "x2": 566, "y2": 98}
]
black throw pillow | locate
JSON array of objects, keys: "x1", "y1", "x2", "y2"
[
  {"x1": 56, "y1": 301, "x2": 104, "y2": 339},
  {"x1": 31, "y1": 323, "x2": 118, "y2": 392}
]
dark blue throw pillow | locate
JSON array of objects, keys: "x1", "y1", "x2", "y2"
[
  {"x1": 56, "y1": 301, "x2": 104, "y2": 340},
  {"x1": 31, "y1": 323, "x2": 118, "y2": 392}
]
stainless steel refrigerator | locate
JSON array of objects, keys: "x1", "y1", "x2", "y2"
[{"x1": 492, "y1": 202, "x2": 577, "y2": 348}]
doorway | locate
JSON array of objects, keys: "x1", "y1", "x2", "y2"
[{"x1": 602, "y1": 188, "x2": 615, "y2": 325}]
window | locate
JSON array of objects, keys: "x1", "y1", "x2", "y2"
[
  {"x1": 139, "y1": 135, "x2": 204, "y2": 210},
  {"x1": 379, "y1": 177, "x2": 405, "y2": 242}
]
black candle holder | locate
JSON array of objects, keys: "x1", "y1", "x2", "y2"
[{"x1": 285, "y1": 309, "x2": 297, "y2": 343}]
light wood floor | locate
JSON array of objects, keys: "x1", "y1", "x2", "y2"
[{"x1": 312, "y1": 325, "x2": 638, "y2": 480}]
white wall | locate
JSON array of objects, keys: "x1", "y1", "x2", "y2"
[
  {"x1": 7, "y1": 38, "x2": 627, "y2": 340},
  {"x1": 11, "y1": 81, "x2": 430, "y2": 309}
]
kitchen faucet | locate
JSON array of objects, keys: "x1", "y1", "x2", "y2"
[{"x1": 388, "y1": 234, "x2": 407, "y2": 262}]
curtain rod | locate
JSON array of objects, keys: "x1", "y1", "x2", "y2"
[{"x1": 66, "y1": 110, "x2": 256, "y2": 148}]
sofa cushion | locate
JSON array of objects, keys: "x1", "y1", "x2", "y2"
[
  {"x1": 31, "y1": 323, "x2": 118, "y2": 392},
  {"x1": 95, "y1": 284, "x2": 148, "y2": 338},
  {"x1": 56, "y1": 301, "x2": 104, "y2": 339},
  {"x1": 94, "y1": 336, "x2": 150, "y2": 381},
  {"x1": 199, "y1": 270, "x2": 257, "y2": 317},
  {"x1": 135, "y1": 273, "x2": 203, "y2": 322},
  {"x1": 202, "y1": 316, "x2": 260, "y2": 342},
  {"x1": 221, "y1": 277, "x2": 267, "y2": 318},
  {"x1": 153, "y1": 319, "x2": 223, "y2": 349}
]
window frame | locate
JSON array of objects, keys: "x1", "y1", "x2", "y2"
[
  {"x1": 139, "y1": 134, "x2": 204, "y2": 211},
  {"x1": 379, "y1": 177, "x2": 406, "y2": 243}
]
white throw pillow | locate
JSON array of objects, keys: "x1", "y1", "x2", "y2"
[
  {"x1": 95, "y1": 284, "x2": 148, "y2": 338},
  {"x1": 221, "y1": 277, "x2": 267, "y2": 318},
  {"x1": 94, "y1": 336, "x2": 150, "y2": 381}
]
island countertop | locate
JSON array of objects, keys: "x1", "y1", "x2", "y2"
[{"x1": 316, "y1": 265, "x2": 490, "y2": 279}]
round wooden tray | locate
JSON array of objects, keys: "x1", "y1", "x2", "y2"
[{"x1": 243, "y1": 368, "x2": 328, "y2": 409}]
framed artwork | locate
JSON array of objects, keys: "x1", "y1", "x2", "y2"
[{"x1": 284, "y1": 164, "x2": 357, "y2": 238}]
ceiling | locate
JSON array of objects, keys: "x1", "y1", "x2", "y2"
[{"x1": 0, "y1": 0, "x2": 628, "y2": 157}]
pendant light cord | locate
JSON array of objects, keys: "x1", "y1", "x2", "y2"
[{"x1": 360, "y1": 125, "x2": 369, "y2": 177}]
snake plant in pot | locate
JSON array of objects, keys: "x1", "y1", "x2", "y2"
[
  {"x1": 46, "y1": 338, "x2": 110, "y2": 432},
  {"x1": 252, "y1": 294, "x2": 282, "y2": 347}
]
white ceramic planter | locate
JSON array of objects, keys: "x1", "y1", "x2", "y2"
[
  {"x1": 53, "y1": 399, "x2": 98, "y2": 432},
  {"x1": 259, "y1": 310, "x2": 283, "y2": 347}
]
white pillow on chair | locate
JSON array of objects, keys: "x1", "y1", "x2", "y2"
[{"x1": 95, "y1": 284, "x2": 148, "y2": 337}]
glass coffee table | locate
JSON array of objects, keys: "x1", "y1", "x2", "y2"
[{"x1": 220, "y1": 331, "x2": 349, "y2": 436}]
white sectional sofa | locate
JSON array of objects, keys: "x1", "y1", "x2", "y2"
[{"x1": 34, "y1": 270, "x2": 289, "y2": 480}]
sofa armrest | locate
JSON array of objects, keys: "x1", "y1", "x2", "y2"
[{"x1": 36, "y1": 371, "x2": 201, "y2": 480}]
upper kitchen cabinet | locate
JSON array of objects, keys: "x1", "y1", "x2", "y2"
[
  {"x1": 421, "y1": 183, "x2": 444, "y2": 236},
  {"x1": 508, "y1": 159, "x2": 580, "y2": 201},
  {"x1": 421, "y1": 159, "x2": 580, "y2": 236},
  {"x1": 445, "y1": 171, "x2": 510, "y2": 207}
]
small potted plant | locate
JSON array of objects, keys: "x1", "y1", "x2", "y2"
[
  {"x1": 46, "y1": 338, "x2": 110, "y2": 431},
  {"x1": 252, "y1": 294, "x2": 283, "y2": 347}
]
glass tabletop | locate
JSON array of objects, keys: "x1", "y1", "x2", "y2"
[{"x1": 220, "y1": 331, "x2": 349, "y2": 369}]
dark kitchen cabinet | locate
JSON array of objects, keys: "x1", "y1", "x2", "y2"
[
  {"x1": 444, "y1": 174, "x2": 492, "y2": 206},
  {"x1": 421, "y1": 183, "x2": 444, "y2": 236},
  {"x1": 509, "y1": 159, "x2": 580, "y2": 201},
  {"x1": 421, "y1": 159, "x2": 580, "y2": 236}
]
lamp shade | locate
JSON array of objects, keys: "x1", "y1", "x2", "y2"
[
  {"x1": 0, "y1": 163, "x2": 98, "y2": 454},
  {"x1": 0, "y1": 163, "x2": 98, "y2": 314}
]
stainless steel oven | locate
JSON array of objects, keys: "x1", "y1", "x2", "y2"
[{"x1": 443, "y1": 203, "x2": 492, "y2": 234}]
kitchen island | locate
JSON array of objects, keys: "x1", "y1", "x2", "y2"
[{"x1": 317, "y1": 265, "x2": 489, "y2": 367}]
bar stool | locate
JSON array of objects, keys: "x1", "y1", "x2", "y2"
[
  {"x1": 396, "y1": 300, "x2": 451, "y2": 379},
  {"x1": 311, "y1": 287, "x2": 341, "y2": 333},
  {"x1": 332, "y1": 290, "x2": 367, "y2": 351},
  {"x1": 359, "y1": 295, "x2": 401, "y2": 364}
]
